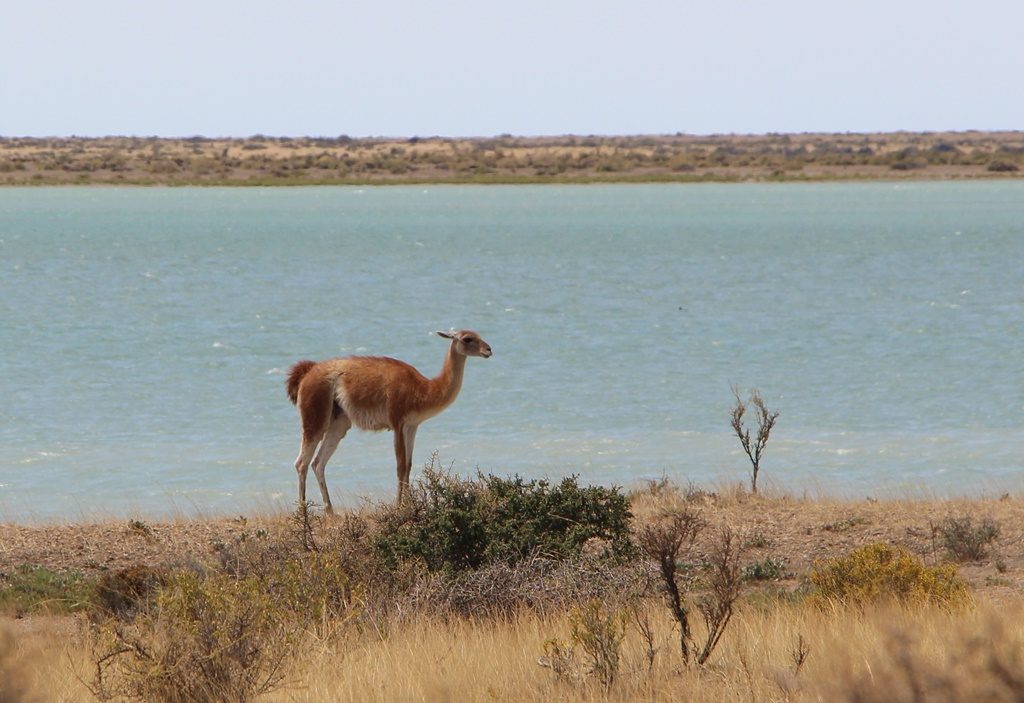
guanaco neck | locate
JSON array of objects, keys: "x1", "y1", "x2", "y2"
[{"x1": 426, "y1": 342, "x2": 467, "y2": 411}]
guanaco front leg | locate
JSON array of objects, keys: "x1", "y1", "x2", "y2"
[{"x1": 393, "y1": 425, "x2": 408, "y2": 503}]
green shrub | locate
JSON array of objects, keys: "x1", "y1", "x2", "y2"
[
  {"x1": 742, "y1": 557, "x2": 788, "y2": 582},
  {"x1": 569, "y1": 600, "x2": 628, "y2": 690},
  {"x1": 479, "y1": 473, "x2": 634, "y2": 562},
  {"x1": 809, "y1": 543, "x2": 970, "y2": 608},
  {"x1": 374, "y1": 470, "x2": 487, "y2": 572},
  {"x1": 890, "y1": 160, "x2": 926, "y2": 170},
  {"x1": 0, "y1": 565, "x2": 92, "y2": 616},
  {"x1": 987, "y1": 160, "x2": 1019, "y2": 172},
  {"x1": 939, "y1": 516, "x2": 1000, "y2": 562},
  {"x1": 373, "y1": 468, "x2": 634, "y2": 573}
]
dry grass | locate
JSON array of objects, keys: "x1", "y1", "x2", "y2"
[
  {"x1": 0, "y1": 626, "x2": 37, "y2": 703},
  {"x1": 5, "y1": 486, "x2": 1024, "y2": 701},
  {"x1": 1, "y1": 618, "x2": 80, "y2": 702},
  {"x1": 10, "y1": 599, "x2": 1024, "y2": 702}
]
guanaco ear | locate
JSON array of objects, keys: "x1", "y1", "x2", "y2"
[{"x1": 436, "y1": 330, "x2": 456, "y2": 340}]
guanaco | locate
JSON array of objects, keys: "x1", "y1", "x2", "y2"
[{"x1": 286, "y1": 330, "x2": 492, "y2": 512}]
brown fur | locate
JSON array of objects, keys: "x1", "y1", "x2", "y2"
[
  {"x1": 286, "y1": 360, "x2": 317, "y2": 405},
  {"x1": 298, "y1": 373, "x2": 336, "y2": 442}
]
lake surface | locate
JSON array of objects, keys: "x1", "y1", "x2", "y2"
[{"x1": 1, "y1": 183, "x2": 1022, "y2": 522}]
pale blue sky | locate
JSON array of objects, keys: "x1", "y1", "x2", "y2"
[{"x1": 3, "y1": 0, "x2": 1022, "y2": 137}]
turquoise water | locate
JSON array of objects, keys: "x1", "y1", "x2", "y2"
[{"x1": 1, "y1": 183, "x2": 1022, "y2": 521}]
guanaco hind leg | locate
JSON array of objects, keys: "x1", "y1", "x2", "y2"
[{"x1": 311, "y1": 414, "x2": 352, "y2": 514}]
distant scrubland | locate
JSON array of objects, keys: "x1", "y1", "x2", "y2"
[{"x1": 1, "y1": 131, "x2": 1022, "y2": 185}]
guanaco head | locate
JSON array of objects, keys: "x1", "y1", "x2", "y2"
[{"x1": 437, "y1": 329, "x2": 492, "y2": 359}]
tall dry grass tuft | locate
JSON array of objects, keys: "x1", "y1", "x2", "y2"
[
  {"x1": 0, "y1": 626, "x2": 38, "y2": 703},
  {"x1": 89, "y1": 572, "x2": 300, "y2": 703},
  {"x1": 816, "y1": 604, "x2": 1024, "y2": 702}
]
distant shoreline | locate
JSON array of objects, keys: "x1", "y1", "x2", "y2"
[{"x1": 2, "y1": 131, "x2": 1022, "y2": 186}]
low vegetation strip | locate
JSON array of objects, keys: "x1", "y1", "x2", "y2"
[
  {"x1": 1, "y1": 131, "x2": 1022, "y2": 185},
  {"x1": 1, "y1": 474, "x2": 1023, "y2": 701}
]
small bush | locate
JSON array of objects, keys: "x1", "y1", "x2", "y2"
[
  {"x1": 92, "y1": 571, "x2": 298, "y2": 703},
  {"x1": 809, "y1": 543, "x2": 970, "y2": 608},
  {"x1": 823, "y1": 515, "x2": 869, "y2": 532},
  {"x1": 742, "y1": 557, "x2": 788, "y2": 582},
  {"x1": 743, "y1": 530, "x2": 773, "y2": 549},
  {"x1": 479, "y1": 473, "x2": 634, "y2": 562},
  {"x1": 374, "y1": 470, "x2": 487, "y2": 572},
  {"x1": 270, "y1": 552, "x2": 363, "y2": 638},
  {"x1": 92, "y1": 565, "x2": 168, "y2": 620},
  {"x1": 539, "y1": 637, "x2": 578, "y2": 682},
  {"x1": 373, "y1": 468, "x2": 634, "y2": 573},
  {"x1": 987, "y1": 160, "x2": 1019, "y2": 172},
  {"x1": 569, "y1": 600, "x2": 627, "y2": 690},
  {"x1": 939, "y1": 516, "x2": 1000, "y2": 562},
  {"x1": 90, "y1": 519, "x2": 367, "y2": 702},
  {"x1": 890, "y1": 160, "x2": 926, "y2": 170},
  {"x1": 0, "y1": 565, "x2": 92, "y2": 616}
]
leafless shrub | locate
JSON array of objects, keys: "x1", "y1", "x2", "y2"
[
  {"x1": 291, "y1": 501, "x2": 322, "y2": 553},
  {"x1": 636, "y1": 509, "x2": 704, "y2": 665},
  {"x1": 695, "y1": 529, "x2": 743, "y2": 665},
  {"x1": 631, "y1": 604, "x2": 660, "y2": 673},
  {"x1": 730, "y1": 386, "x2": 779, "y2": 493},
  {"x1": 791, "y1": 633, "x2": 810, "y2": 675},
  {"x1": 637, "y1": 510, "x2": 744, "y2": 666}
]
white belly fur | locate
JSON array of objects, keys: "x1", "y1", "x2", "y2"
[{"x1": 334, "y1": 389, "x2": 391, "y2": 431}]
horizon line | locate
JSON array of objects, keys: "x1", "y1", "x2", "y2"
[{"x1": 4, "y1": 129, "x2": 1024, "y2": 141}]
